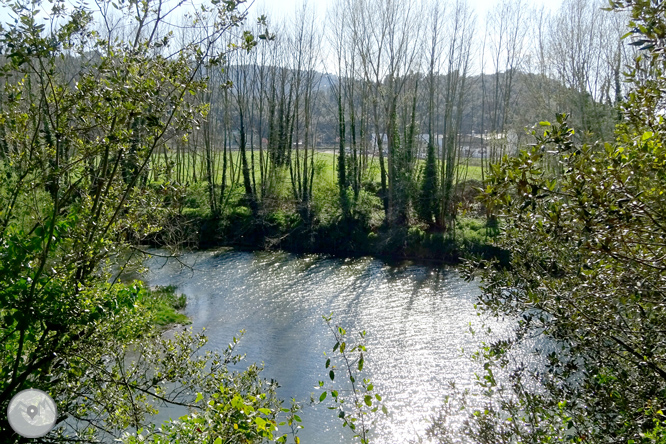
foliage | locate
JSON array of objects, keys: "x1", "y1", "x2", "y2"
[
  {"x1": 139, "y1": 285, "x2": 190, "y2": 327},
  {"x1": 182, "y1": 182, "x2": 215, "y2": 215},
  {"x1": 433, "y1": 2, "x2": 666, "y2": 441},
  {"x1": 418, "y1": 142, "x2": 440, "y2": 225},
  {"x1": 317, "y1": 315, "x2": 387, "y2": 444},
  {"x1": 122, "y1": 334, "x2": 295, "y2": 444},
  {"x1": 0, "y1": 0, "x2": 277, "y2": 441}
]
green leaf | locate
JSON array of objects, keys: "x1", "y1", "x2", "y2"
[
  {"x1": 329, "y1": 370, "x2": 335, "y2": 381},
  {"x1": 195, "y1": 392, "x2": 203, "y2": 403},
  {"x1": 319, "y1": 391, "x2": 327, "y2": 402},
  {"x1": 364, "y1": 395, "x2": 372, "y2": 406}
]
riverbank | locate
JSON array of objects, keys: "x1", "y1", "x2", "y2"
[
  {"x1": 150, "y1": 211, "x2": 509, "y2": 266},
  {"x1": 138, "y1": 285, "x2": 191, "y2": 329}
]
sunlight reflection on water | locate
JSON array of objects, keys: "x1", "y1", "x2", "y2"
[{"x1": 141, "y1": 250, "x2": 507, "y2": 444}]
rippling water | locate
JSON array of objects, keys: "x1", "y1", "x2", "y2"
[{"x1": 140, "y1": 249, "x2": 503, "y2": 444}]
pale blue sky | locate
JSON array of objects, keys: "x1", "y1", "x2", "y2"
[
  {"x1": 0, "y1": 0, "x2": 567, "y2": 75},
  {"x1": 250, "y1": 0, "x2": 565, "y2": 22},
  {"x1": 0, "y1": 0, "x2": 564, "y2": 27}
]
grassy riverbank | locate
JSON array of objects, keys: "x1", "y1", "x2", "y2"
[
  {"x1": 138, "y1": 285, "x2": 191, "y2": 328},
  {"x1": 147, "y1": 156, "x2": 506, "y2": 264}
]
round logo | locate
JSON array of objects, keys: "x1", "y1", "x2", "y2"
[{"x1": 7, "y1": 389, "x2": 57, "y2": 438}]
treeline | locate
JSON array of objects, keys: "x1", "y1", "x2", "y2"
[
  {"x1": 0, "y1": 0, "x2": 634, "y2": 256},
  {"x1": 155, "y1": 0, "x2": 633, "y2": 239}
]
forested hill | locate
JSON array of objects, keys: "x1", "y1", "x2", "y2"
[{"x1": 208, "y1": 64, "x2": 618, "y2": 148}]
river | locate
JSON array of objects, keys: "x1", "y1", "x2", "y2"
[{"x1": 139, "y1": 249, "x2": 503, "y2": 443}]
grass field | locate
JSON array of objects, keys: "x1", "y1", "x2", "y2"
[{"x1": 152, "y1": 148, "x2": 485, "y2": 190}]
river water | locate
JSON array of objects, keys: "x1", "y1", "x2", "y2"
[{"x1": 140, "y1": 249, "x2": 503, "y2": 443}]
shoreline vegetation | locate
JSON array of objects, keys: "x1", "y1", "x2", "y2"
[
  {"x1": 140, "y1": 285, "x2": 191, "y2": 329},
  {"x1": 141, "y1": 145, "x2": 509, "y2": 266},
  {"x1": 150, "y1": 212, "x2": 507, "y2": 265}
]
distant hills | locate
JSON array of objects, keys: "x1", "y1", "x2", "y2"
[{"x1": 205, "y1": 64, "x2": 619, "y2": 146}]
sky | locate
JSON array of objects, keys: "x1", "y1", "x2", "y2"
[
  {"x1": 245, "y1": 0, "x2": 568, "y2": 74},
  {"x1": 0, "y1": 0, "x2": 567, "y2": 75},
  {"x1": 250, "y1": 0, "x2": 565, "y2": 23},
  {"x1": 0, "y1": 0, "x2": 565, "y2": 32}
]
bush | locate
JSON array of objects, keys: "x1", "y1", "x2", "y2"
[
  {"x1": 181, "y1": 182, "x2": 210, "y2": 211},
  {"x1": 442, "y1": 8, "x2": 666, "y2": 437},
  {"x1": 407, "y1": 226, "x2": 426, "y2": 244},
  {"x1": 265, "y1": 210, "x2": 300, "y2": 233},
  {"x1": 138, "y1": 285, "x2": 190, "y2": 327}
]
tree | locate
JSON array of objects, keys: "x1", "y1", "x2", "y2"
[
  {"x1": 545, "y1": 0, "x2": 624, "y2": 141},
  {"x1": 417, "y1": 1, "x2": 444, "y2": 226},
  {"x1": 431, "y1": 2, "x2": 666, "y2": 442},
  {"x1": 0, "y1": 0, "x2": 280, "y2": 441},
  {"x1": 437, "y1": 0, "x2": 475, "y2": 230},
  {"x1": 287, "y1": 2, "x2": 322, "y2": 226},
  {"x1": 352, "y1": 0, "x2": 422, "y2": 226},
  {"x1": 329, "y1": 0, "x2": 351, "y2": 217}
]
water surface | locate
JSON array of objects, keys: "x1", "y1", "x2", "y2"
[{"x1": 141, "y1": 250, "x2": 499, "y2": 443}]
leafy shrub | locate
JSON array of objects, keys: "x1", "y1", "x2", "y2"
[
  {"x1": 182, "y1": 182, "x2": 210, "y2": 210},
  {"x1": 265, "y1": 210, "x2": 300, "y2": 233},
  {"x1": 138, "y1": 285, "x2": 190, "y2": 327},
  {"x1": 407, "y1": 226, "x2": 426, "y2": 244}
]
